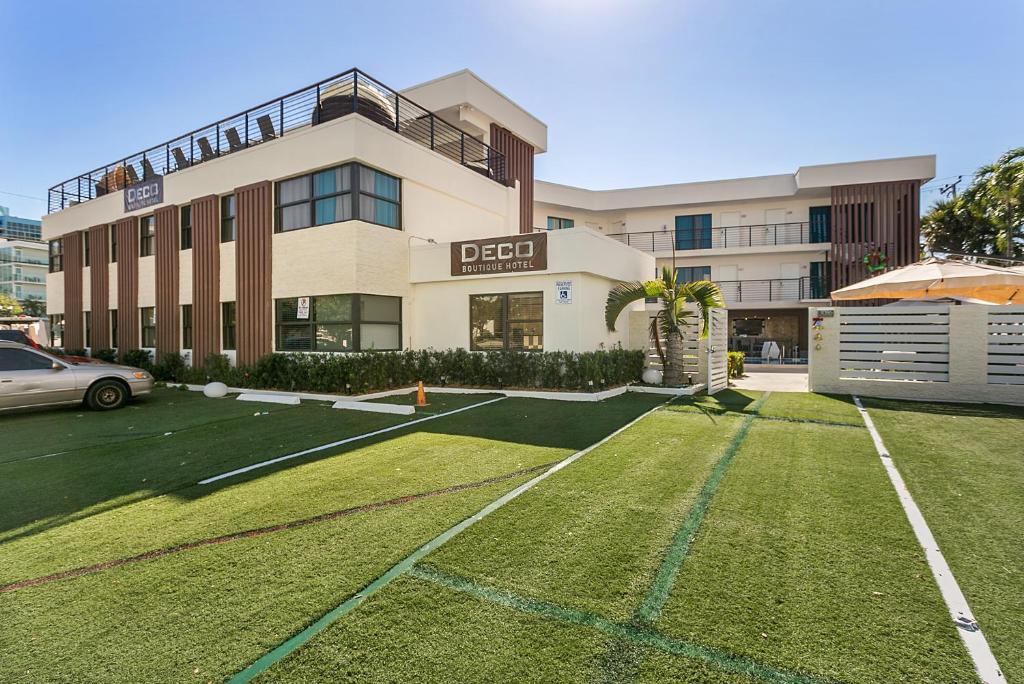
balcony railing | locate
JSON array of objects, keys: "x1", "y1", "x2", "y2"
[
  {"x1": 717, "y1": 276, "x2": 831, "y2": 303},
  {"x1": 608, "y1": 222, "x2": 830, "y2": 252},
  {"x1": 48, "y1": 69, "x2": 507, "y2": 213}
]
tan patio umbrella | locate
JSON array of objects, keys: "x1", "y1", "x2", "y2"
[{"x1": 831, "y1": 257, "x2": 1024, "y2": 304}]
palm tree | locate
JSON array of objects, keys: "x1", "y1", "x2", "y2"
[
  {"x1": 605, "y1": 267, "x2": 724, "y2": 386},
  {"x1": 973, "y1": 147, "x2": 1024, "y2": 259}
]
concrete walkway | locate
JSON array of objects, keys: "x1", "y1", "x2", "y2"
[{"x1": 730, "y1": 369, "x2": 808, "y2": 392}]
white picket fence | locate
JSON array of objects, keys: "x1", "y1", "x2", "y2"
[{"x1": 645, "y1": 310, "x2": 728, "y2": 392}]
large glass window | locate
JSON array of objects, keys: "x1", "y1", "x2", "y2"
[
  {"x1": 275, "y1": 294, "x2": 400, "y2": 352},
  {"x1": 674, "y1": 214, "x2": 712, "y2": 250},
  {"x1": 182, "y1": 304, "x2": 193, "y2": 349},
  {"x1": 0, "y1": 348, "x2": 54, "y2": 371},
  {"x1": 470, "y1": 292, "x2": 543, "y2": 351},
  {"x1": 674, "y1": 266, "x2": 711, "y2": 283},
  {"x1": 222, "y1": 302, "x2": 236, "y2": 350},
  {"x1": 221, "y1": 195, "x2": 236, "y2": 242},
  {"x1": 275, "y1": 163, "x2": 400, "y2": 232},
  {"x1": 48, "y1": 239, "x2": 63, "y2": 272},
  {"x1": 547, "y1": 216, "x2": 574, "y2": 231},
  {"x1": 140, "y1": 216, "x2": 155, "y2": 257},
  {"x1": 180, "y1": 206, "x2": 192, "y2": 250},
  {"x1": 141, "y1": 307, "x2": 156, "y2": 347}
]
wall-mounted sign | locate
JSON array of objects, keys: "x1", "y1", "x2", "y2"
[
  {"x1": 296, "y1": 297, "x2": 310, "y2": 320},
  {"x1": 450, "y1": 233, "x2": 547, "y2": 276},
  {"x1": 555, "y1": 280, "x2": 573, "y2": 304},
  {"x1": 124, "y1": 176, "x2": 163, "y2": 213}
]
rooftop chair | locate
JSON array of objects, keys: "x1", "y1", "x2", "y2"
[
  {"x1": 196, "y1": 136, "x2": 216, "y2": 161},
  {"x1": 171, "y1": 147, "x2": 190, "y2": 171},
  {"x1": 142, "y1": 158, "x2": 157, "y2": 179},
  {"x1": 224, "y1": 127, "x2": 244, "y2": 152},
  {"x1": 256, "y1": 114, "x2": 277, "y2": 142}
]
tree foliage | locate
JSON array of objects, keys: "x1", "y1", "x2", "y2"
[
  {"x1": 0, "y1": 293, "x2": 23, "y2": 317},
  {"x1": 922, "y1": 147, "x2": 1024, "y2": 260}
]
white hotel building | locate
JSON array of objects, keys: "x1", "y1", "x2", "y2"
[{"x1": 42, "y1": 68, "x2": 933, "y2": 365}]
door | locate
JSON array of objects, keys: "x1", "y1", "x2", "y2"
[
  {"x1": 718, "y1": 212, "x2": 741, "y2": 248},
  {"x1": 0, "y1": 348, "x2": 77, "y2": 409},
  {"x1": 716, "y1": 265, "x2": 739, "y2": 303},
  {"x1": 706, "y1": 309, "x2": 729, "y2": 394},
  {"x1": 809, "y1": 206, "x2": 831, "y2": 243},
  {"x1": 764, "y1": 209, "x2": 787, "y2": 245},
  {"x1": 809, "y1": 261, "x2": 831, "y2": 299}
]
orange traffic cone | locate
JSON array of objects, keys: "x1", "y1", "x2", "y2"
[{"x1": 416, "y1": 381, "x2": 427, "y2": 407}]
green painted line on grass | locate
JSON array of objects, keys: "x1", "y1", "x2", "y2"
[
  {"x1": 754, "y1": 415, "x2": 861, "y2": 429},
  {"x1": 409, "y1": 564, "x2": 835, "y2": 684},
  {"x1": 637, "y1": 391, "x2": 771, "y2": 623},
  {"x1": 225, "y1": 397, "x2": 675, "y2": 683}
]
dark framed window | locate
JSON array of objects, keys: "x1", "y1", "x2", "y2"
[
  {"x1": 180, "y1": 206, "x2": 192, "y2": 250},
  {"x1": 275, "y1": 163, "x2": 400, "y2": 233},
  {"x1": 674, "y1": 214, "x2": 712, "y2": 250},
  {"x1": 275, "y1": 294, "x2": 401, "y2": 352},
  {"x1": 110, "y1": 224, "x2": 118, "y2": 263},
  {"x1": 470, "y1": 292, "x2": 543, "y2": 351},
  {"x1": 110, "y1": 309, "x2": 118, "y2": 348},
  {"x1": 182, "y1": 304, "x2": 193, "y2": 349},
  {"x1": 84, "y1": 311, "x2": 92, "y2": 348},
  {"x1": 84, "y1": 235, "x2": 90, "y2": 266},
  {"x1": 222, "y1": 302, "x2": 236, "y2": 350},
  {"x1": 674, "y1": 266, "x2": 711, "y2": 283},
  {"x1": 48, "y1": 313, "x2": 64, "y2": 347},
  {"x1": 220, "y1": 195, "x2": 236, "y2": 242},
  {"x1": 0, "y1": 348, "x2": 54, "y2": 371},
  {"x1": 140, "y1": 216, "x2": 155, "y2": 257},
  {"x1": 547, "y1": 216, "x2": 574, "y2": 231},
  {"x1": 141, "y1": 307, "x2": 156, "y2": 347},
  {"x1": 48, "y1": 239, "x2": 63, "y2": 272}
]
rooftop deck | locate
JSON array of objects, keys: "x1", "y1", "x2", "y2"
[{"x1": 47, "y1": 69, "x2": 508, "y2": 214}]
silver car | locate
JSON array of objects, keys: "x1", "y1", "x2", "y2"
[{"x1": 0, "y1": 341, "x2": 154, "y2": 411}]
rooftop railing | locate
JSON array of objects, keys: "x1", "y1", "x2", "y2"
[
  {"x1": 47, "y1": 69, "x2": 507, "y2": 213},
  {"x1": 608, "y1": 222, "x2": 830, "y2": 252}
]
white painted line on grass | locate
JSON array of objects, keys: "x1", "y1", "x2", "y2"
[
  {"x1": 197, "y1": 397, "x2": 507, "y2": 485},
  {"x1": 853, "y1": 395, "x2": 1006, "y2": 684}
]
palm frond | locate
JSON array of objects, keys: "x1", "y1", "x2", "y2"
[{"x1": 605, "y1": 279, "x2": 664, "y2": 331}]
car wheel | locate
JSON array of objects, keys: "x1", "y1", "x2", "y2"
[{"x1": 86, "y1": 379, "x2": 128, "y2": 411}]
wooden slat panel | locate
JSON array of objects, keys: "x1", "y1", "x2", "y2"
[
  {"x1": 988, "y1": 355, "x2": 1024, "y2": 364},
  {"x1": 840, "y1": 342, "x2": 950, "y2": 351},
  {"x1": 841, "y1": 333, "x2": 953, "y2": 343},
  {"x1": 234, "y1": 181, "x2": 273, "y2": 366},
  {"x1": 60, "y1": 231, "x2": 84, "y2": 349},
  {"x1": 191, "y1": 195, "x2": 220, "y2": 366},
  {"x1": 115, "y1": 217, "x2": 138, "y2": 357},
  {"x1": 840, "y1": 324, "x2": 949, "y2": 334},
  {"x1": 840, "y1": 351, "x2": 949, "y2": 362},
  {"x1": 988, "y1": 375, "x2": 1024, "y2": 385},
  {"x1": 988, "y1": 344, "x2": 1024, "y2": 354},
  {"x1": 841, "y1": 315, "x2": 950, "y2": 325},
  {"x1": 154, "y1": 205, "x2": 179, "y2": 360},
  {"x1": 490, "y1": 124, "x2": 534, "y2": 234},
  {"x1": 839, "y1": 370, "x2": 949, "y2": 381},
  {"x1": 88, "y1": 224, "x2": 109, "y2": 349},
  {"x1": 840, "y1": 306, "x2": 949, "y2": 316},
  {"x1": 841, "y1": 360, "x2": 949, "y2": 372}
]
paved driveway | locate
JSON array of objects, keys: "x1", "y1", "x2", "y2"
[{"x1": 730, "y1": 370, "x2": 808, "y2": 392}]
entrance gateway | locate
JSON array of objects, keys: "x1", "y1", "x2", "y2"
[{"x1": 706, "y1": 308, "x2": 729, "y2": 394}]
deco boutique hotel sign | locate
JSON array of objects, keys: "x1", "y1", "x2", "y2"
[{"x1": 450, "y1": 233, "x2": 548, "y2": 276}]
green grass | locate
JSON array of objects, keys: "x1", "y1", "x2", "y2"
[
  {"x1": 865, "y1": 398, "x2": 1024, "y2": 683},
  {"x1": 655, "y1": 419, "x2": 977, "y2": 683}
]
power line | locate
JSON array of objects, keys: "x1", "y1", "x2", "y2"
[{"x1": 0, "y1": 190, "x2": 45, "y2": 202}]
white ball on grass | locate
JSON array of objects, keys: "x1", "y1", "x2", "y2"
[
  {"x1": 642, "y1": 368, "x2": 664, "y2": 385},
  {"x1": 204, "y1": 382, "x2": 228, "y2": 398}
]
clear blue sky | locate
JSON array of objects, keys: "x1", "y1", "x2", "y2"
[{"x1": 1, "y1": 0, "x2": 1020, "y2": 220}]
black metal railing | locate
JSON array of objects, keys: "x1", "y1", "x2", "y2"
[
  {"x1": 608, "y1": 222, "x2": 831, "y2": 252},
  {"x1": 716, "y1": 276, "x2": 831, "y2": 302},
  {"x1": 47, "y1": 69, "x2": 507, "y2": 213}
]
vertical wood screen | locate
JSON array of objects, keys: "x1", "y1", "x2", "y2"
[
  {"x1": 235, "y1": 181, "x2": 273, "y2": 366},
  {"x1": 115, "y1": 217, "x2": 139, "y2": 356},
  {"x1": 191, "y1": 195, "x2": 221, "y2": 366},
  {"x1": 154, "y1": 205, "x2": 180, "y2": 359},
  {"x1": 830, "y1": 180, "x2": 921, "y2": 299},
  {"x1": 490, "y1": 125, "x2": 535, "y2": 234},
  {"x1": 88, "y1": 224, "x2": 110, "y2": 349},
  {"x1": 61, "y1": 231, "x2": 84, "y2": 349}
]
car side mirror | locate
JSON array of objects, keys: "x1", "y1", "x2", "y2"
[{"x1": 52, "y1": 362, "x2": 65, "y2": 371}]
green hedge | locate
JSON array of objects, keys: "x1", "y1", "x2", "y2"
[
  {"x1": 149, "y1": 348, "x2": 644, "y2": 394},
  {"x1": 727, "y1": 351, "x2": 745, "y2": 378}
]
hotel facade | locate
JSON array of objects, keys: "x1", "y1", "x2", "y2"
[{"x1": 42, "y1": 68, "x2": 933, "y2": 365}]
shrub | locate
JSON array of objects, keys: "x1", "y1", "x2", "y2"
[
  {"x1": 62, "y1": 348, "x2": 88, "y2": 357},
  {"x1": 91, "y1": 348, "x2": 117, "y2": 362},
  {"x1": 151, "y1": 353, "x2": 188, "y2": 382},
  {"x1": 727, "y1": 351, "x2": 745, "y2": 378},
  {"x1": 121, "y1": 349, "x2": 153, "y2": 370}
]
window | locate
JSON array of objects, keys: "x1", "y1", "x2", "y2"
[
  {"x1": 470, "y1": 292, "x2": 543, "y2": 351},
  {"x1": 110, "y1": 224, "x2": 117, "y2": 263},
  {"x1": 182, "y1": 304, "x2": 193, "y2": 349},
  {"x1": 275, "y1": 294, "x2": 401, "y2": 352},
  {"x1": 275, "y1": 163, "x2": 400, "y2": 233},
  {"x1": 110, "y1": 310, "x2": 117, "y2": 348},
  {"x1": 674, "y1": 266, "x2": 711, "y2": 283},
  {"x1": 221, "y1": 195, "x2": 236, "y2": 242},
  {"x1": 222, "y1": 302, "x2": 236, "y2": 350},
  {"x1": 84, "y1": 235, "x2": 90, "y2": 267},
  {"x1": 48, "y1": 239, "x2": 63, "y2": 272},
  {"x1": 674, "y1": 214, "x2": 712, "y2": 250},
  {"x1": 180, "y1": 206, "x2": 192, "y2": 250},
  {"x1": 48, "y1": 313, "x2": 64, "y2": 347},
  {"x1": 84, "y1": 311, "x2": 92, "y2": 348},
  {"x1": 0, "y1": 348, "x2": 54, "y2": 371},
  {"x1": 139, "y1": 216, "x2": 155, "y2": 257},
  {"x1": 141, "y1": 307, "x2": 156, "y2": 347},
  {"x1": 547, "y1": 216, "x2": 574, "y2": 231}
]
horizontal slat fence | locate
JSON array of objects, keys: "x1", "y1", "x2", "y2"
[
  {"x1": 987, "y1": 307, "x2": 1024, "y2": 385},
  {"x1": 838, "y1": 306, "x2": 950, "y2": 382}
]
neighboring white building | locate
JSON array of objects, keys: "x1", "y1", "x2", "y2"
[
  {"x1": 0, "y1": 238, "x2": 48, "y2": 310},
  {"x1": 41, "y1": 67, "x2": 931, "y2": 365}
]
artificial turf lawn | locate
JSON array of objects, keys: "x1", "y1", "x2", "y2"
[
  {"x1": 864, "y1": 398, "x2": 1024, "y2": 683},
  {"x1": 0, "y1": 389, "x2": 497, "y2": 540},
  {"x1": 655, "y1": 419, "x2": 978, "y2": 683}
]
